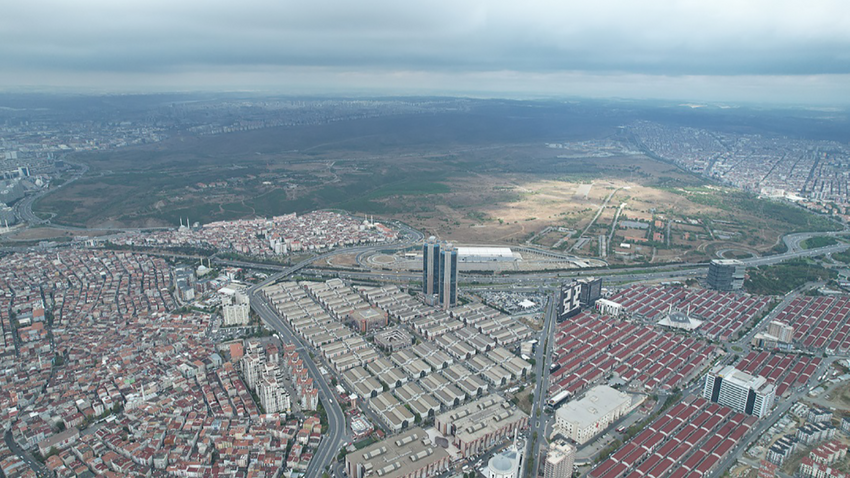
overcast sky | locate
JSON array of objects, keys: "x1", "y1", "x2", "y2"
[{"x1": 2, "y1": 0, "x2": 849, "y2": 104}]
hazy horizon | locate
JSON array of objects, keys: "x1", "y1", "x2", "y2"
[{"x1": 2, "y1": 0, "x2": 849, "y2": 106}]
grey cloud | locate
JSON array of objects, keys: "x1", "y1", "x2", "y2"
[{"x1": 1, "y1": 0, "x2": 849, "y2": 101}]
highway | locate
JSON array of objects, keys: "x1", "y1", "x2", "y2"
[
  {"x1": 8, "y1": 173, "x2": 848, "y2": 478},
  {"x1": 227, "y1": 224, "x2": 849, "y2": 478},
  {"x1": 780, "y1": 229, "x2": 850, "y2": 254},
  {"x1": 250, "y1": 289, "x2": 347, "y2": 478},
  {"x1": 524, "y1": 290, "x2": 559, "y2": 478},
  {"x1": 14, "y1": 159, "x2": 88, "y2": 225},
  {"x1": 739, "y1": 242, "x2": 849, "y2": 267},
  {"x1": 319, "y1": 232, "x2": 850, "y2": 290},
  {"x1": 10, "y1": 158, "x2": 187, "y2": 234},
  {"x1": 5, "y1": 150, "x2": 850, "y2": 478},
  {"x1": 225, "y1": 229, "x2": 850, "y2": 314}
]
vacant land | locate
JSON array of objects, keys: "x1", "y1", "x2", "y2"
[
  {"x1": 34, "y1": 102, "x2": 838, "y2": 264},
  {"x1": 745, "y1": 259, "x2": 837, "y2": 295},
  {"x1": 1, "y1": 226, "x2": 112, "y2": 243}
]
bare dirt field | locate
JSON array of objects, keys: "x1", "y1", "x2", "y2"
[
  {"x1": 323, "y1": 253, "x2": 361, "y2": 268},
  {"x1": 2, "y1": 227, "x2": 112, "y2": 242},
  {"x1": 384, "y1": 168, "x2": 793, "y2": 264}
]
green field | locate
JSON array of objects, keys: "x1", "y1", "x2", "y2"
[
  {"x1": 801, "y1": 236, "x2": 840, "y2": 249},
  {"x1": 833, "y1": 250, "x2": 850, "y2": 264},
  {"x1": 661, "y1": 187, "x2": 841, "y2": 233},
  {"x1": 744, "y1": 259, "x2": 837, "y2": 295}
]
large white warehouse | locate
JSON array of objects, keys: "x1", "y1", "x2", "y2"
[{"x1": 456, "y1": 247, "x2": 517, "y2": 263}]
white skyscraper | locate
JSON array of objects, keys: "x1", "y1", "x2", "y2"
[{"x1": 702, "y1": 364, "x2": 775, "y2": 418}]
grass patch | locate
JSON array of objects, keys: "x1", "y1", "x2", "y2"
[
  {"x1": 363, "y1": 180, "x2": 450, "y2": 199},
  {"x1": 249, "y1": 175, "x2": 446, "y2": 218},
  {"x1": 510, "y1": 386, "x2": 534, "y2": 416},
  {"x1": 801, "y1": 236, "x2": 839, "y2": 250},
  {"x1": 744, "y1": 259, "x2": 837, "y2": 295},
  {"x1": 354, "y1": 437, "x2": 377, "y2": 450},
  {"x1": 833, "y1": 250, "x2": 850, "y2": 265},
  {"x1": 661, "y1": 187, "x2": 841, "y2": 233}
]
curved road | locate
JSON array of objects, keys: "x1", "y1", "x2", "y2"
[
  {"x1": 14, "y1": 158, "x2": 88, "y2": 225},
  {"x1": 781, "y1": 229, "x2": 850, "y2": 254}
]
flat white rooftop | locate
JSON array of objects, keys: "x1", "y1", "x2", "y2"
[
  {"x1": 556, "y1": 385, "x2": 632, "y2": 429},
  {"x1": 716, "y1": 364, "x2": 770, "y2": 391},
  {"x1": 456, "y1": 247, "x2": 514, "y2": 257}
]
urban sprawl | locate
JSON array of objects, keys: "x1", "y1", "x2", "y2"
[
  {"x1": 0, "y1": 209, "x2": 849, "y2": 478},
  {"x1": 2, "y1": 101, "x2": 850, "y2": 478}
]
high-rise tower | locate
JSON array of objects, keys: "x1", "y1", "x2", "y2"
[
  {"x1": 439, "y1": 243, "x2": 458, "y2": 310},
  {"x1": 702, "y1": 364, "x2": 775, "y2": 417},
  {"x1": 707, "y1": 259, "x2": 745, "y2": 291},
  {"x1": 422, "y1": 236, "x2": 441, "y2": 297}
]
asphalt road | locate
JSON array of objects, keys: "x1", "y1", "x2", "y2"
[
  {"x1": 739, "y1": 285, "x2": 809, "y2": 347},
  {"x1": 189, "y1": 226, "x2": 850, "y2": 478},
  {"x1": 310, "y1": 233, "x2": 850, "y2": 290},
  {"x1": 707, "y1": 357, "x2": 837, "y2": 478},
  {"x1": 14, "y1": 159, "x2": 88, "y2": 225},
  {"x1": 524, "y1": 290, "x2": 559, "y2": 478},
  {"x1": 4, "y1": 430, "x2": 49, "y2": 477},
  {"x1": 570, "y1": 187, "x2": 623, "y2": 254},
  {"x1": 244, "y1": 250, "x2": 381, "y2": 478},
  {"x1": 242, "y1": 230, "x2": 424, "y2": 478},
  {"x1": 233, "y1": 227, "x2": 850, "y2": 478},
  {"x1": 197, "y1": 220, "x2": 850, "y2": 478},
  {"x1": 741, "y1": 242, "x2": 849, "y2": 267},
  {"x1": 781, "y1": 229, "x2": 850, "y2": 254},
  {"x1": 251, "y1": 290, "x2": 348, "y2": 478},
  {"x1": 696, "y1": 275, "x2": 838, "y2": 477}
]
